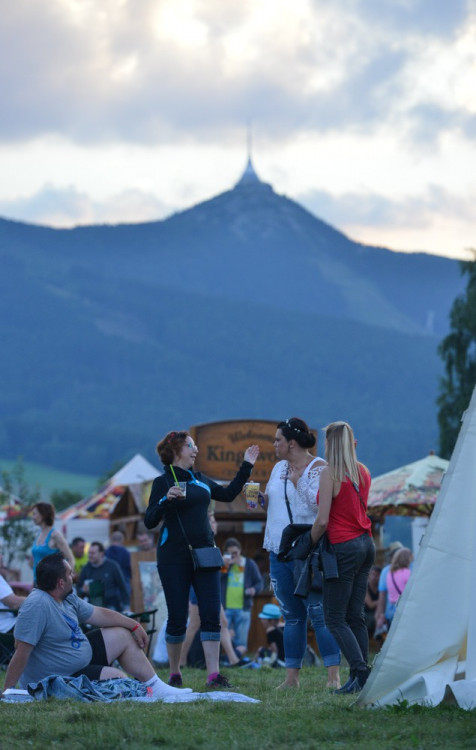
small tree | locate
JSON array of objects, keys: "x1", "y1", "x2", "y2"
[
  {"x1": 96, "y1": 460, "x2": 124, "y2": 490},
  {"x1": 50, "y1": 489, "x2": 83, "y2": 512},
  {"x1": 0, "y1": 459, "x2": 39, "y2": 569},
  {"x1": 437, "y1": 257, "x2": 476, "y2": 458}
]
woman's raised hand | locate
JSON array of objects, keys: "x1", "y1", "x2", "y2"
[{"x1": 244, "y1": 444, "x2": 260, "y2": 465}]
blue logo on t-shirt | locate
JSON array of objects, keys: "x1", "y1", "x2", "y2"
[{"x1": 62, "y1": 613, "x2": 86, "y2": 650}]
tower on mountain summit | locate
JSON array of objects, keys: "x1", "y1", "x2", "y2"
[
  {"x1": 234, "y1": 126, "x2": 271, "y2": 190},
  {"x1": 235, "y1": 155, "x2": 262, "y2": 187}
]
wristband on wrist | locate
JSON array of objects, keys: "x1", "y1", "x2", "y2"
[{"x1": 131, "y1": 623, "x2": 140, "y2": 633}]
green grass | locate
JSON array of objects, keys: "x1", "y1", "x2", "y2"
[
  {"x1": 0, "y1": 458, "x2": 97, "y2": 500},
  {"x1": 1, "y1": 667, "x2": 475, "y2": 749}
]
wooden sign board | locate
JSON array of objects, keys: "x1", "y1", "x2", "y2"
[
  {"x1": 189, "y1": 419, "x2": 317, "y2": 517},
  {"x1": 189, "y1": 419, "x2": 279, "y2": 484}
]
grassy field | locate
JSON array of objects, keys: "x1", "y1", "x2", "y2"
[
  {"x1": 1, "y1": 666, "x2": 475, "y2": 750},
  {"x1": 0, "y1": 458, "x2": 97, "y2": 501}
]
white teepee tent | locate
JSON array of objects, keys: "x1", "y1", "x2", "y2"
[{"x1": 357, "y1": 384, "x2": 476, "y2": 709}]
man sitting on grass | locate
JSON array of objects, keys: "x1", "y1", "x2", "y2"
[{"x1": 0, "y1": 552, "x2": 191, "y2": 700}]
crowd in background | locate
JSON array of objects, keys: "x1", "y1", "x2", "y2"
[{"x1": 1, "y1": 422, "x2": 415, "y2": 697}]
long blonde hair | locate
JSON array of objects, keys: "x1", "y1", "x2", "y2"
[
  {"x1": 324, "y1": 421, "x2": 362, "y2": 485},
  {"x1": 390, "y1": 547, "x2": 412, "y2": 572}
]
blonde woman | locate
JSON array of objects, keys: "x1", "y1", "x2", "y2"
[
  {"x1": 310, "y1": 421, "x2": 375, "y2": 694},
  {"x1": 387, "y1": 547, "x2": 412, "y2": 608}
]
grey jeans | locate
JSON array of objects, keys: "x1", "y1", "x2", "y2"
[{"x1": 323, "y1": 533, "x2": 375, "y2": 674}]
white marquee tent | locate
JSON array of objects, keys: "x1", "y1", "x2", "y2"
[{"x1": 357, "y1": 385, "x2": 476, "y2": 710}]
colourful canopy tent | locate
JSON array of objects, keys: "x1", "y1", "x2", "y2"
[
  {"x1": 368, "y1": 453, "x2": 449, "y2": 518},
  {"x1": 0, "y1": 494, "x2": 23, "y2": 522}
]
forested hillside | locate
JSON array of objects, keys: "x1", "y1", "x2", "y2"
[{"x1": 0, "y1": 174, "x2": 461, "y2": 476}]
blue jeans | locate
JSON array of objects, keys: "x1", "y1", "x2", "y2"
[
  {"x1": 225, "y1": 608, "x2": 251, "y2": 649},
  {"x1": 269, "y1": 552, "x2": 341, "y2": 669},
  {"x1": 323, "y1": 533, "x2": 375, "y2": 673}
]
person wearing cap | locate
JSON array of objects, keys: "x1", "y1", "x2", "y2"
[
  {"x1": 256, "y1": 603, "x2": 285, "y2": 665},
  {"x1": 375, "y1": 541, "x2": 404, "y2": 633}
]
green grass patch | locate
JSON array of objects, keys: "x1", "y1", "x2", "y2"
[
  {"x1": 0, "y1": 458, "x2": 97, "y2": 500},
  {"x1": 1, "y1": 667, "x2": 475, "y2": 749}
]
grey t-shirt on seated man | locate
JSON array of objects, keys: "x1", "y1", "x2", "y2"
[{"x1": 14, "y1": 588, "x2": 94, "y2": 688}]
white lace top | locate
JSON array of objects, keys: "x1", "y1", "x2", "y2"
[{"x1": 263, "y1": 458, "x2": 326, "y2": 554}]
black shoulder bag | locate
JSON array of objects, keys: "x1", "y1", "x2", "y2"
[
  {"x1": 277, "y1": 471, "x2": 313, "y2": 562},
  {"x1": 168, "y1": 466, "x2": 223, "y2": 571},
  {"x1": 276, "y1": 469, "x2": 322, "y2": 597},
  {"x1": 175, "y1": 511, "x2": 224, "y2": 570}
]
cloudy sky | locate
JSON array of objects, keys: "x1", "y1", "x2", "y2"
[{"x1": 1, "y1": 0, "x2": 475, "y2": 259}]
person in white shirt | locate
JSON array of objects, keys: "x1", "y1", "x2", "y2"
[{"x1": 0, "y1": 550, "x2": 26, "y2": 634}]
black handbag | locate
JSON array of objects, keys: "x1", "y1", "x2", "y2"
[
  {"x1": 175, "y1": 510, "x2": 223, "y2": 571},
  {"x1": 167, "y1": 468, "x2": 224, "y2": 571},
  {"x1": 278, "y1": 525, "x2": 313, "y2": 562},
  {"x1": 190, "y1": 545, "x2": 224, "y2": 571},
  {"x1": 277, "y1": 474, "x2": 313, "y2": 562}
]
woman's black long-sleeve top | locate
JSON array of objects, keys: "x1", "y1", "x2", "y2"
[{"x1": 144, "y1": 462, "x2": 253, "y2": 564}]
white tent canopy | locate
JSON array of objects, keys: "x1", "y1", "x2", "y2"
[
  {"x1": 109, "y1": 454, "x2": 159, "y2": 487},
  {"x1": 57, "y1": 454, "x2": 161, "y2": 545},
  {"x1": 357, "y1": 385, "x2": 476, "y2": 710}
]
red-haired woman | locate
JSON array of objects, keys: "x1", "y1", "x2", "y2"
[
  {"x1": 31, "y1": 502, "x2": 74, "y2": 581},
  {"x1": 144, "y1": 430, "x2": 259, "y2": 690}
]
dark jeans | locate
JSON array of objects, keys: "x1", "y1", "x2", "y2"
[
  {"x1": 323, "y1": 533, "x2": 375, "y2": 674},
  {"x1": 158, "y1": 559, "x2": 221, "y2": 643}
]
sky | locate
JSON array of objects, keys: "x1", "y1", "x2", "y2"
[{"x1": 1, "y1": 0, "x2": 475, "y2": 259}]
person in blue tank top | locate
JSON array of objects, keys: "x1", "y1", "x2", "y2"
[{"x1": 31, "y1": 502, "x2": 74, "y2": 581}]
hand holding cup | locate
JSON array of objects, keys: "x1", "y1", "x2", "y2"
[
  {"x1": 168, "y1": 482, "x2": 187, "y2": 501},
  {"x1": 244, "y1": 482, "x2": 260, "y2": 510}
]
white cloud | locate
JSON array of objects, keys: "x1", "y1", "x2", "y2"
[
  {"x1": 0, "y1": 183, "x2": 172, "y2": 227},
  {"x1": 0, "y1": 0, "x2": 475, "y2": 257},
  {"x1": 1, "y1": 0, "x2": 473, "y2": 142}
]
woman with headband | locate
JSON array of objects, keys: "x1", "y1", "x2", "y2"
[{"x1": 262, "y1": 417, "x2": 341, "y2": 689}]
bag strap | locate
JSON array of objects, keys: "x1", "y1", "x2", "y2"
[
  {"x1": 164, "y1": 467, "x2": 194, "y2": 554},
  {"x1": 348, "y1": 472, "x2": 368, "y2": 515},
  {"x1": 390, "y1": 571, "x2": 403, "y2": 596},
  {"x1": 285, "y1": 457, "x2": 321, "y2": 524},
  {"x1": 167, "y1": 466, "x2": 217, "y2": 552},
  {"x1": 284, "y1": 467, "x2": 293, "y2": 524},
  {"x1": 174, "y1": 506, "x2": 193, "y2": 551}
]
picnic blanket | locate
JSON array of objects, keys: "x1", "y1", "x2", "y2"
[{"x1": 2, "y1": 675, "x2": 260, "y2": 704}]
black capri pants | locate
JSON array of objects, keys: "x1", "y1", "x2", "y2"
[{"x1": 158, "y1": 558, "x2": 221, "y2": 643}]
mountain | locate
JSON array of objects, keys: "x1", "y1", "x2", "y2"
[{"x1": 0, "y1": 160, "x2": 464, "y2": 477}]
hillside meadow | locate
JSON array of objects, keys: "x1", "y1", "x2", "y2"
[{"x1": 0, "y1": 458, "x2": 97, "y2": 502}]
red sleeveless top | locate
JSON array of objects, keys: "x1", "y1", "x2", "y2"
[{"x1": 318, "y1": 466, "x2": 372, "y2": 544}]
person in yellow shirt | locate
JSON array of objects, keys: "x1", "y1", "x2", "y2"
[
  {"x1": 221, "y1": 538, "x2": 263, "y2": 656},
  {"x1": 71, "y1": 537, "x2": 89, "y2": 582}
]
